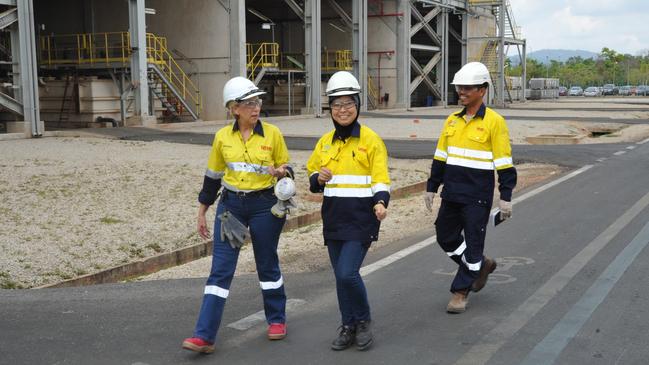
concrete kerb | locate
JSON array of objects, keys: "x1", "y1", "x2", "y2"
[{"x1": 36, "y1": 181, "x2": 427, "y2": 289}]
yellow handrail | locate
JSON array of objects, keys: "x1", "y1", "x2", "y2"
[
  {"x1": 246, "y1": 43, "x2": 279, "y2": 80},
  {"x1": 38, "y1": 31, "x2": 202, "y2": 117},
  {"x1": 322, "y1": 49, "x2": 352, "y2": 71}
]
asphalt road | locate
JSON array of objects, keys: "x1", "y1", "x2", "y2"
[{"x1": 2, "y1": 132, "x2": 649, "y2": 364}]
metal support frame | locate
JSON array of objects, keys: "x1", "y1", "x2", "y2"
[
  {"x1": 352, "y1": 0, "x2": 367, "y2": 112},
  {"x1": 461, "y1": 10, "x2": 467, "y2": 65},
  {"x1": 229, "y1": 0, "x2": 246, "y2": 77},
  {"x1": 409, "y1": 1, "x2": 443, "y2": 102},
  {"x1": 284, "y1": 0, "x2": 305, "y2": 21},
  {"x1": 128, "y1": 0, "x2": 151, "y2": 118},
  {"x1": 521, "y1": 40, "x2": 527, "y2": 102},
  {"x1": 305, "y1": 0, "x2": 322, "y2": 116},
  {"x1": 396, "y1": 0, "x2": 411, "y2": 108},
  {"x1": 496, "y1": 0, "x2": 505, "y2": 107},
  {"x1": 327, "y1": 0, "x2": 352, "y2": 29},
  {"x1": 16, "y1": 0, "x2": 41, "y2": 136}
]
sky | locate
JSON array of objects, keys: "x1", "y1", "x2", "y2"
[{"x1": 508, "y1": 0, "x2": 649, "y2": 56}]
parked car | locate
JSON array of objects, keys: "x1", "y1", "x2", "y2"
[
  {"x1": 636, "y1": 85, "x2": 649, "y2": 96},
  {"x1": 584, "y1": 86, "x2": 600, "y2": 97},
  {"x1": 568, "y1": 86, "x2": 584, "y2": 96},
  {"x1": 558, "y1": 86, "x2": 568, "y2": 96},
  {"x1": 619, "y1": 85, "x2": 632, "y2": 96},
  {"x1": 601, "y1": 84, "x2": 618, "y2": 95}
]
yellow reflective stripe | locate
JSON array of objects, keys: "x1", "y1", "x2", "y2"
[
  {"x1": 371, "y1": 183, "x2": 390, "y2": 194},
  {"x1": 448, "y1": 146, "x2": 493, "y2": 160},
  {"x1": 204, "y1": 285, "x2": 229, "y2": 298},
  {"x1": 329, "y1": 174, "x2": 372, "y2": 185},
  {"x1": 324, "y1": 187, "x2": 374, "y2": 198},
  {"x1": 447, "y1": 156, "x2": 494, "y2": 170},
  {"x1": 494, "y1": 157, "x2": 514, "y2": 168}
]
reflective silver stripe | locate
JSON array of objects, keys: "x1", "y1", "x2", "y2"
[
  {"x1": 221, "y1": 181, "x2": 272, "y2": 193},
  {"x1": 259, "y1": 276, "x2": 284, "y2": 290},
  {"x1": 226, "y1": 162, "x2": 270, "y2": 174},
  {"x1": 324, "y1": 187, "x2": 374, "y2": 198},
  {"x1": 447, "y1": 156, "x2": 494, "y2": 170},
  {"x1": 329, "y1": 174, "x2": 372, "y2": 185},
  {"x1": 434, "y1": 149, "x2": 448, "y2": 159},
  {"x1": 204, "y1": 285, "x2": 229, "y2": 298},
  {"x1": 371, "y1": 183, "x2": 391, "y2": 194},
  {"x1": 494, "y1": 157, "x2": 514, "y2": 168},
  {"x1": 309, "y1": 171, "x2": 319, "y2": 177},
  {"x1": 447, "y1": 241, "x2": 467, "y2": 257},
  {"x1": 448, "y1": 146, "x2": 494, "y2": 160},
  {"x1": 205, "y1": 168, "x2": 224, "y2": 179},
  {"x1": 461, "y1": 255, "x2": 482, "y2": 271}
]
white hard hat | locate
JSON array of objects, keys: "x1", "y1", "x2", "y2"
[
  {"x1": 274, "y1": 177, "x2": 296, "y2": 201},
  {"x1": 451, "y1": 62, "x2": 492, "y2": 86},
  {"x1": 326, "y1": 71, "x2": 361, "y2": 97},
  {"x1": 222, "y1": 76, "x2": 267, "y2": 107}
]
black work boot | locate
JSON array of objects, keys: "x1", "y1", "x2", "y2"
[
  {"x1": 355, "y1": 320, "x2": 373, "y2": 351},
  {"x1": 331, "y1": 325, "x2": 355, "y2": 351}
]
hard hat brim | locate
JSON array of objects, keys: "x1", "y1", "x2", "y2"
[{"x1": 326, "y1": 87, "x2": 361, "y2": 97}]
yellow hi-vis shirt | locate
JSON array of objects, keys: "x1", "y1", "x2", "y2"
[
  {"x1": 206, "y1": 121, "x2": 290, "y2": 192},
  {"x1": 307, "y1": 122, "x2": 390, "y2": 242},
  {"x1": 429, "y1": 103, "x2": 516, "y2": 205}
]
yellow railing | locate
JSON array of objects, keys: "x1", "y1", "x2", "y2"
[
  {"x1": 39, "y1": 31, "x2": 202, "y2": 116},
  {"x1": 367, "y1": 75, "x2": 379, "y2": 108},
  {"x1": 246, "y1": 43, "x2": 279, "y2": 80},
  {"x1": 323, "y1": 50, "x2": 352, "y2": 71}
]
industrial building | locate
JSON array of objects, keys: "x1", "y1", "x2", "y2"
[{"x1": 0, "y1": 0, "x2": 525, "y2": 136}]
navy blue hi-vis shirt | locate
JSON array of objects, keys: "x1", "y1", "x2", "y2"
[
  {"x1": 307, "y1": 121, "x2": 391, "y2": 243},
  {"x1": 427, "y1": 104, "x2": 517, "y2": 206}
]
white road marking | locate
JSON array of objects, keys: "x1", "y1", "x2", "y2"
[
  {"x1": 637, "y1": 137, "x2": 649, "y2": 145},
  {"x1": 359, "y1": 165, "x2": 594, "y2": 277},
  {"x1": 454, "y1": 191, "x2": 649, "y2": 365},
  {"x1": 626, "y1": 145, "x2": 636, "y2": 150},
  {"x1": 227, "y1": 299, "x2": 306, "y2": 331},
  {"x1": 596, "y1": 158, "x2": 607, "y2": 163},
  {"x1": 613, "y1": 150, "x2": 626, "y2": 156}
]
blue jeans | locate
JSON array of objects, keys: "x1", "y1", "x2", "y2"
[
  {"x1": 327, "y1": 240, "x2": 371, "y2": 326},
  {"x1": 194, "y1": 190, "x2": 287, "y2": 343}
]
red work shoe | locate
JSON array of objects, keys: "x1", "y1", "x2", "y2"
[
  {"x1": 182, "y1": 337, "x2": 215, "y2": 354},
  {"x1": 267, "y1": 323, "x2": 287, "y2": 340}
]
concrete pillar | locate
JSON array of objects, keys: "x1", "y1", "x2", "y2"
[
  {"x1": 16, "y1": 0, "x2": 42, "y2": 136},
  {"x1": 229, "y1": 0, "x2": 247, "y2": 78},
  {"x1": 305, "y1": 0, "x2": 322, "y2": 116},
  {"x1": 352, "y1": 0, "x2": 367, "y2": 112},
  {"x1": 461, "y1": 11, "x2": 467, "y2": 65},
  {"x1": 127, "y1": 0, "x2": 155, "y2": 126},
  {"x1": 396, "y1": 0, "x2": 411, "y2": 109}
]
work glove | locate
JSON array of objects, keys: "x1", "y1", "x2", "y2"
[
  {"x1": 271, "y1": 197, "x2": 298, "y2": 218},
  {"x1": 499, "y1": 199, "x2": 512, "y2": 220},
  {"x1": 424, "y1": 192, "x2": 435, "y2": 212},
  {"x1": 218, "y1": 211, "x2": 250, "y2": 249}
]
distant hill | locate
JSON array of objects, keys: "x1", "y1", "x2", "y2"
[{"x1": 509, "y1": 49, "x2": 599, "y2": 65}]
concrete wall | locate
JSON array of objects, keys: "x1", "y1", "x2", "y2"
[{"x1": 467, "y1": 11, "x2": 496, "y2": 62}]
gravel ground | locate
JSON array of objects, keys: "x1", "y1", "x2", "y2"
[
  {"x1": 139, "y1": 163, "x2": 563, "y2": 282},
  {"x1": 0, "y1": 137, "x2": 432, "y2": 288}
]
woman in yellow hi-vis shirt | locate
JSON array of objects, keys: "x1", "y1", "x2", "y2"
[
  {"x1": 307, "y1": 71, "x2": 391, "y2": 351},
  {"x1": 182, "y1": 77, "x2": 293, "y2": 354}
]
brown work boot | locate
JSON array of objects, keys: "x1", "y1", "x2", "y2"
[
  {"x1": 446, "y1": 289, "x2": 469, "y2": 314},
  {"x1": 471, "y1": 257, "x2": 497, "y2": 292}
]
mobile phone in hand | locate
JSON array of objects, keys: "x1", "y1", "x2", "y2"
[{"x1": 489, "y1": 209, "x2": 506, "y2": 228}]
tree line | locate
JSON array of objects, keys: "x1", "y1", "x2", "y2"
[{"x1": 508, "y1": 48, "x2": 649, "y2": 87}]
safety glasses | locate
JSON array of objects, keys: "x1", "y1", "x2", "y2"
[
  {"x1": 239, "y1": 98, "x2": 263, "y2": 108},
  {"x1": 330, "y1": 100, "x2": 357, "y2": 111}
]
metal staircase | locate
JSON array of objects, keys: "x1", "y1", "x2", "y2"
[
  {"x1": 38, "y1": 31, "x2": 202, "y2": 121},
  {"x1": 246, "y1": 43, "x2": 279, "y2": 85}
]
